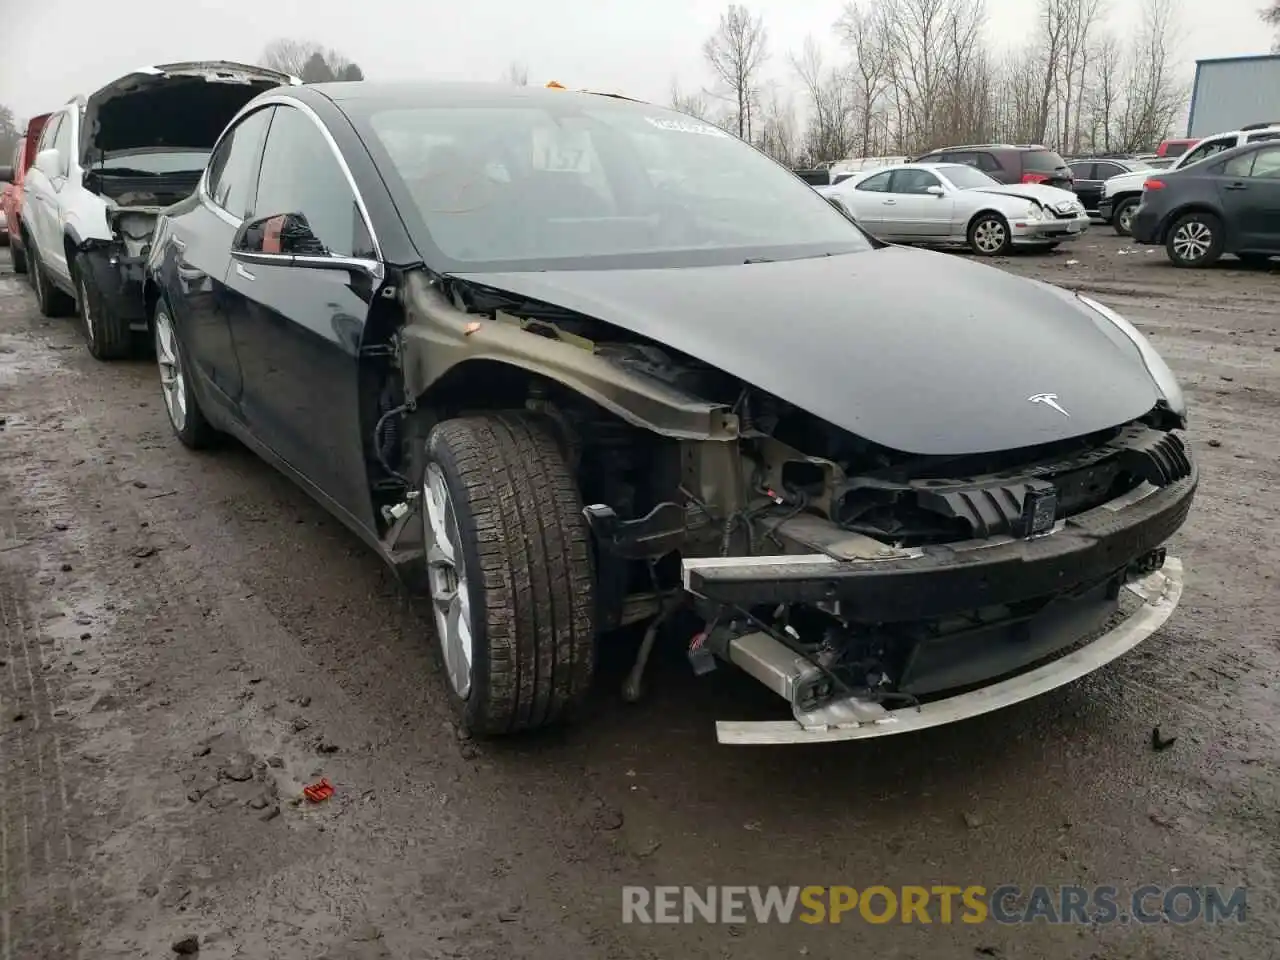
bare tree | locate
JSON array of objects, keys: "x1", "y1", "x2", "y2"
[
  {"x1": 1081, "y1": 33, "x2": 1124, "y2": 151},
  {"x1": 669, "y1": 79, "x2": 711, "y2": 119},
  {"x1": 703, "y1": 4, "x2": 770, "y2": 140},
  {"x1": 1264, "y1": 0, "x2": 1280, "y2": 51},
  {"x1": 836, "y1": 2, "x2": 895, "y2": 155},
  {"x1": 502, "y1": 61, "x2": 530, "y2": 86},
  {"x1": 1116, "y1": 0, "x2": 1185, "y2": 151},
  {"x1": 0, "y1": 105, "x2": 20, "y2": 163},
  {"x1": 790, "y1": 37, "x2": 858, "y2": 162},
  {"x1": 756, "y1": 83, "x2": 801, "y2": 163},
  {"x1": 261, "y1": 38, "x2": 363, "y2": 82}
]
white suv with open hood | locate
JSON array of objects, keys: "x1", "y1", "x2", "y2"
[{"x1": 21, "y1": 61, "x2": 298, "y2": 359}]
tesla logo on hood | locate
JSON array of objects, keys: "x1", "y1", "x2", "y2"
[{"x1": 1028, "y1": 393, "x2": 1070, "y2": 417}]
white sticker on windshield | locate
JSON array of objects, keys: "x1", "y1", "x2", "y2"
[
  {"x1": 531, "y1": 126, "x2": 593, "y2": 172},
  {"x1": 643, "y1": 116, "x2": 731, "y2": 137}
]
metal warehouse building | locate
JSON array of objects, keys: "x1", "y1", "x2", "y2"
[{"x1": 1187, "y1": 54, "x2": 1280, "y2": 138}]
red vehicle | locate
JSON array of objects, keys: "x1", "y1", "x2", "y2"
[
  {"x1": 1156, "y1": 138, "x2": 1198, "y2": 158},
  {"x1": 0, "y1": 113, "x2": 51, "y2": 272}
]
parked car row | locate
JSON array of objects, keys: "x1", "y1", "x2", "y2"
[
  {"x1": 2, "y1": 77, "x2": 1197, "y2": 745},
  {"x1": 2, "y1": 61, "x2": 298, "y2": 357}
]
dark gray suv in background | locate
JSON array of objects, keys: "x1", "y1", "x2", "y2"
[{"x1": 912, "y1": 144, "x2": 1075, "y2": 191}]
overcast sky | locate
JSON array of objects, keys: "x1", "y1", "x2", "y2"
[{"x1": 1, "y1": 0, "x2": 1271, "y2": 123}]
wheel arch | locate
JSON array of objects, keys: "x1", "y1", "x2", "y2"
[{"x1": 966, "y1": 207, "x2": 1010, "y2": 233}]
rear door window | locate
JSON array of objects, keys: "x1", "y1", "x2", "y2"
[
  {"x1": 1069, "y1": 162, "x2": 1096, "y2": 180},
  {"x1": 206, "y1": 107, "x2": 274, "y2": 220},
  {"x1": 1246, "y1": 131, "x2": 1280, "y2": 143},
  {"x1": 854, "y1": 170, "x2": 893, "y2": 192},
  {"x1": 1094, "y1": 162, "x2": 1126, "y2": 179}
]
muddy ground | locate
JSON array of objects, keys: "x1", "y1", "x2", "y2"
[{"x1": 1, "y1": 232, "x2": 1278, "y2": 960}]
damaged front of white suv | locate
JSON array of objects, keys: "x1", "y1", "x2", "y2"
[{"x1": 73, "y1": 62, "x2": 297, "y2": 358}]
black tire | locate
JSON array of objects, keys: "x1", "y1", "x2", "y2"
[
  {"x1": 153, "y1": 295, "x2": 218, "y2": 449},
  {"x1": 74, "y1": 253, "x2": 133, "y2": 360},
  {"x1": 419, "y1": 412, "x2": 596, "y2": 736},
  {"x1": 1165, "y1": 212, "x2": 1224, "y2": 269},
  {"x1": 1112, "y1": 197, "x2": 1140, "y2": 237},
  {"x1": 10, "y1": 239, "x2": 27, "y2": 274},
  {"x1": 967, "y1": 212, "x2": 1012, "y2": 256},
  {"x1": 30, "y1": 244, "x2": 75, "y2": 317}
]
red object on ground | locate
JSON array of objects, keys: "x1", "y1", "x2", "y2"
[{"x1": 303, "y1": 778, "x2": 335, "y2": 803}]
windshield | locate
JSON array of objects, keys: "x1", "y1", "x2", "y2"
[
  {"x1": 937, "y1": 164, "x2": 999, "y2": 189},
  {"x1": 99, "y1": 151, "x2": 210, "y2": 175},
  {"x1": 359, "y1": 101, "x2": 872, "y2": 271},
  {"x1": 1023, "y1": 150, "x2": 1069, "y2": 173}
]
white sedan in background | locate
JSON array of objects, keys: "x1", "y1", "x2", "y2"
[{"x1": 818, "y1": 162, "x2": 1089, "y2": 256}]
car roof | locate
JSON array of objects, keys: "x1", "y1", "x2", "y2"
[
  {"x1": 307, "y1": 80, "x2": 653, "y2": 110},
  {"x1": 1182, "y1": 139, "x2": 1280, "y2": 166}
]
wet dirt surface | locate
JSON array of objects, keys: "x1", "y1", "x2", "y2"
[{"x1": 1, "y1": 232, "x2": 1278, "y2": 959}]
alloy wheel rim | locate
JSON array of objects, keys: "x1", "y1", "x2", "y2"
[
  {"x1": 424, "y1": 462, "x2": 473, "y2": 698},
  {"x1": 974, "y1": 220, "x2": 1005, "y2": 253},
  {"x1": 80, "y1": 279, "x2": 94, "y2": 339},
  {"x1": 1119, "y1": 205, "x2": 1135, "y2": 231},
  {"x1": 154, "y1": 308, "x2": 187, "y2": 431},
  {"x1": 1172, "y1": 221, "x2": 1211, "y2": 262}
]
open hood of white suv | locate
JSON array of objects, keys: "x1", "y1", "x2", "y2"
[{"x1": 81, "y1": 61, "x2": 298, "y2": 168}]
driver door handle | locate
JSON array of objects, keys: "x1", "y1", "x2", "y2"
[
  {"x1": 234, "y1": 262, "x2": 257, "y2": 281},
  {"x1": 1224, "y1": 182, "x2": 1248, "y2": 191},
  {"x1": 883, "y1": 199, "x2": 897, "y2": 205}
]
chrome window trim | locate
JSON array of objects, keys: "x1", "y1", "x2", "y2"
[{"x1": 197, "y1": 95, "x2": 385, "y2": 265}]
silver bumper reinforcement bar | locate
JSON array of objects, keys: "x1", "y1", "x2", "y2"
[{"x1": 712, "y1": 557, "x2": 1183, "y2": 745}]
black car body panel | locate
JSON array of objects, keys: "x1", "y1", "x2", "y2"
[
  {"x1": 1131, "y1": 141, "x2": 1280, "y2": 254},
  {"x1": 453, "y1": 246, "x2": 1160, "y2": 456}
]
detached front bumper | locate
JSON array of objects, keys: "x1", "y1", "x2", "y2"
[
  {"x1": 714, "y1": 557, "x2": 1183, "y2": 744},
  {"x1": 1011, "y1": 213, "x2": 1090, "y2": 245},
  {"x1": 683, "y1": 468, "x2": 1196, "y2": 744}
]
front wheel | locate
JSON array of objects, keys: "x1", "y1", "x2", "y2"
[
  {"x1": 968, "y1": 213, "x2": 1012, "y2": 256},
  {"x1": 419, "y1": 412, "x2": 596, "y2": 736},
  {"x1": 1112, "y1": 197, "x2": 1140, "y2": 237},
  {"x1": 1166, "y1": 212, "x2": 1224, "y2": 268},
  {"x1": 75, "y1": 254, "x2": 133, "y2": 360},
  {"x1": 154, "y1": 298, "x2": 218, "y2": 449}
]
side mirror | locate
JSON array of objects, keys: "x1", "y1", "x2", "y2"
[
  {"x1": 233, "y1": 211, "x2": 329, "y2": 257},
  {"x1": 0, "y1": 166, "x2": 12, "y2": 184},
  {"x1": 926, "y1": 185, "x2": 945, "y2": 196},
  {"x1": 35, "y1": 148, "x2": 62, "y2": 179}
]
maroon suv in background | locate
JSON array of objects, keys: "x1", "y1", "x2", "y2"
[
  {"x1": 0, "y1": 113, "x2": 51, "y2": 272},
  {"x1": 911, "y1": 144, "x2": 1076, "y2": 191}
]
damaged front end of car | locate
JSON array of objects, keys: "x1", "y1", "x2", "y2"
[{"x1": 383, "y1": 268, "x2": 1196, "y2": 744}]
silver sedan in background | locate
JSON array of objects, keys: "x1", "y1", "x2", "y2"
[{"x1": 819, "y1": 162, "x2": 1089, "y2": 256}]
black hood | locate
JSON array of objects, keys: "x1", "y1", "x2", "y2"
[{"x1": 454, "y1": 246, "x2": 1161, "y2": 456}]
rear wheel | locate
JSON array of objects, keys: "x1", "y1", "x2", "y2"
[
  {"x1": 1112, "y1": 197, "x2": 1140, "y2": 237},
  {"x1": 30, "y1": 244, "x2": 75, "y2": 317},
  {"x1": 968, "y1": 213, "x2": 1012, "y2": 256},
  {"x1": 1166, "y1": 212, "x2": 1224, "y2": 268},
  {"x1": 75, "y1": 253, "x2": 133, "y2": 360},
  {"x1": 419, "y1": 412, "x2": 596, "y2": 736},
  {"x1": 154, "y1": 298, "x2": 218, "y2": 449}
]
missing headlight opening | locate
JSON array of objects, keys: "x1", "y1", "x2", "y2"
[{"x1": 366, "y1": 266, "x2": 1196, "y2": 743}]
